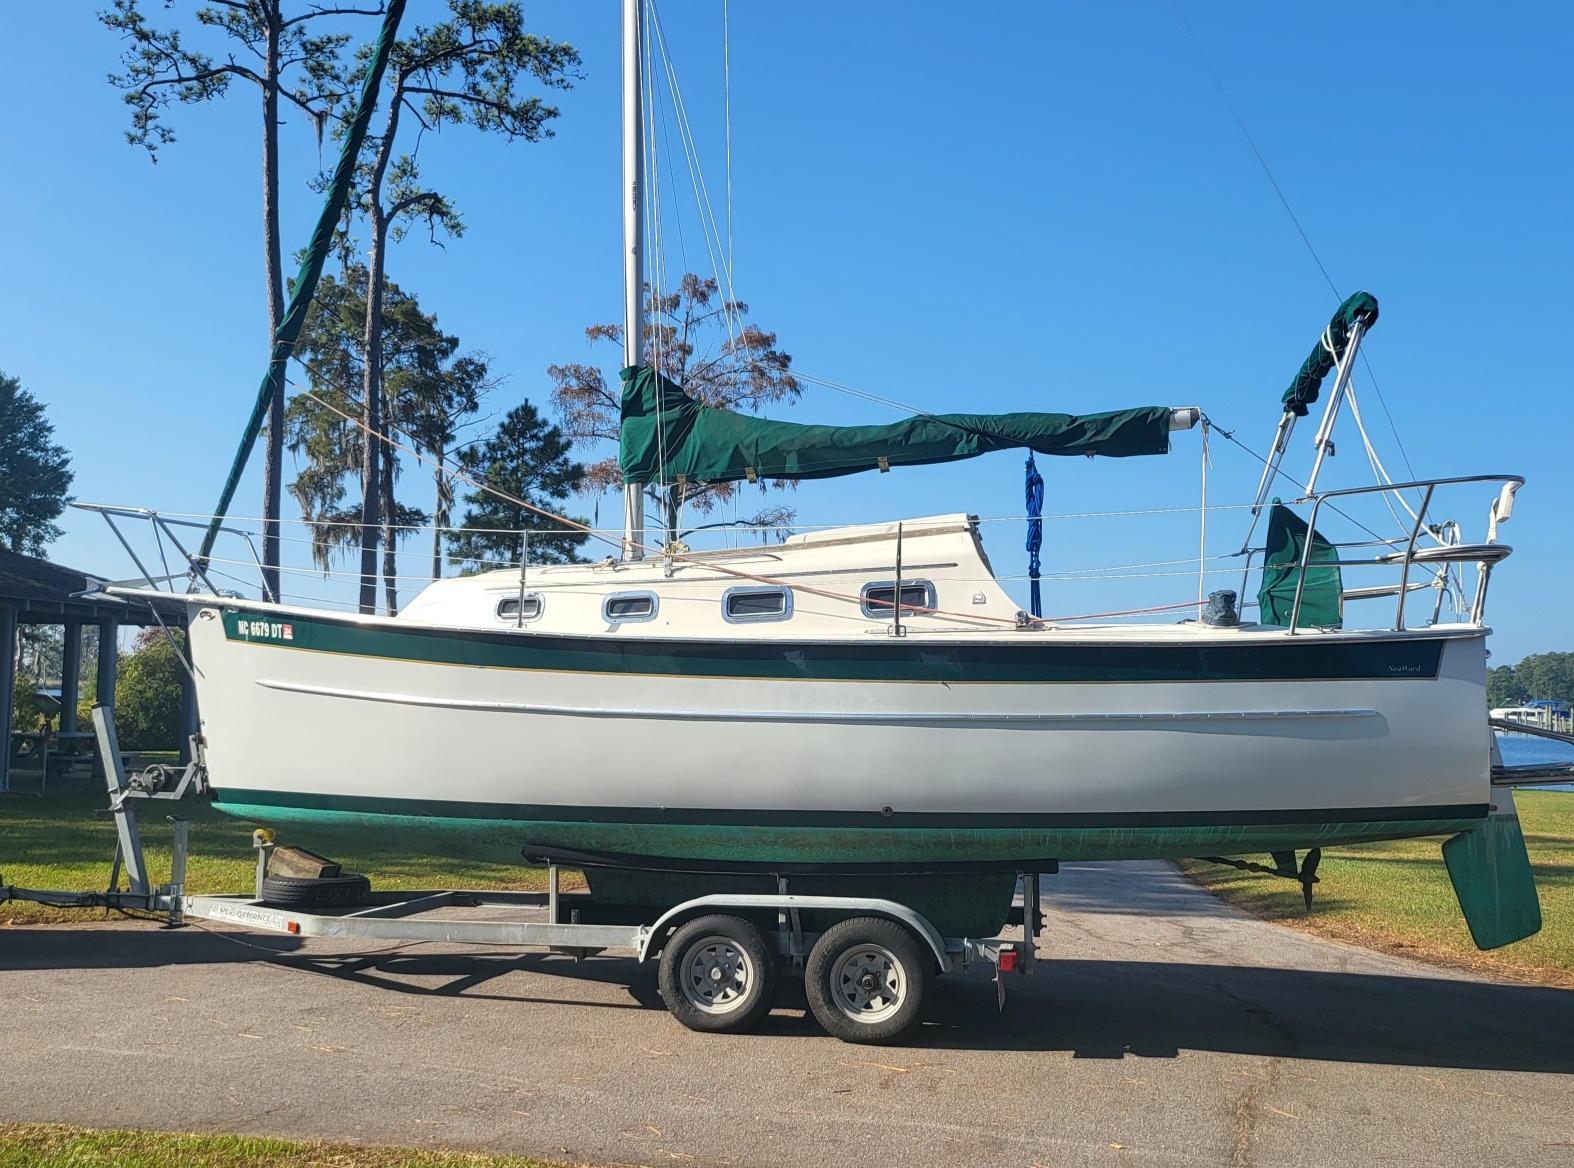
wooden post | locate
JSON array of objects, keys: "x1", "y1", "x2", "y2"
[
  {"x1": 179, "y1": 632, "x2": 198, "y2": 765},
  {"x1": 0, "y1": 605, "x2": 16, "y2": 795},
  {"x1": 96, "y1": 619, "x2": 119, "y2": 719},
  {"x1": 59, "y1": 619, "x2": 82, "y2": 734}
]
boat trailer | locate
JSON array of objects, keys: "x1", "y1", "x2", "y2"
[{"x1": 1, "y1": 707, "x2": 1045, "y2": 1044}]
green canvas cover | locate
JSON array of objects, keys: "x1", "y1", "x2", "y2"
[
  {"x1": 201, "y1": 0, "x2": 407, "y2": 558},
  {"x1": 1281, "y1": 291, "x2": 1379, "y2": 417},
  {"x1": 1257, "y1": 503, "x2": 1342, "y2": 628},
  {"x1": 618, "y1": 366, "x2": 1174, "y2": 485}
]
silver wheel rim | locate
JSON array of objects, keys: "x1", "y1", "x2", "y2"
[
  {"x1": 679, "y1": 935, "x2": 755, "y2": 1015},
  {"x1": 828, "y1": 943, "x2": 906, "y2": 1024}
]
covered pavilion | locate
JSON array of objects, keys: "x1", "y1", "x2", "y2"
[{"x1": 0, "y1": 549, "x2": 193, "y2": 793}]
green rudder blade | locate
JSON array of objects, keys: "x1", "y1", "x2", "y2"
[{"x1": 1442, "y1": 789, "x2": 1542, "y2": 950}]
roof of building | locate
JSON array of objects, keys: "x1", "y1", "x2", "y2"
[{"x1": 0, "y1": 548, "x2": 186, "y2": 624}]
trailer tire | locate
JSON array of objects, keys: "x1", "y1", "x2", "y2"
[
  {"x1": 260, "y1": 872, "x2": 371, "y2": 909},
  {"x1": 658, "y1": 914, "x2": 777, "y2": 1034},
  {"x1": 805, "y1": 916, "x2": 931, "y2": 1044}
]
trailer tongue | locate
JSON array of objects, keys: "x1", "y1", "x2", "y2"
[{"x1": 0, "y1": 705, "x2": 1043, "y2": 1045}]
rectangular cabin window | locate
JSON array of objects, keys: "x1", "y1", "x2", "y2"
[
  {"x1": 604, "y1": 591, "x2": 658, "y2": 623},
  {"x1": 723, "y1": 586, "x2": 792, "y2": 623},
  {"x1": 496, "y1": 594, "x2": 543, "y2": 621},
  {"x1": 860, "y1": 580, "x2": 936, "y2": 619}
]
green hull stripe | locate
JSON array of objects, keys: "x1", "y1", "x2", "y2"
[
  {"x1": 221, "y1": 610, "x2": 1448, "y2": 683},
  {"x1": 215, "y1": 787, "x2": 1485, "y2": 830}
]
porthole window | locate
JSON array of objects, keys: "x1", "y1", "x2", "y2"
[
  {"x1": 496, "y1": 594, "x2": 543, "y2": 621},
  {"x1": 723, "y1": 586, "x2": 793, "y2": 623},
  {"x1": 860, "y1": 579, "x2": 937, "y2": 619},
  {"x1": 604, "y1": 591, "x2": 658, "y2": 623}
]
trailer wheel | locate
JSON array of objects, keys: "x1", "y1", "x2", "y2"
[
  {"x1": 805, "y1": 917, "x2": 932, "y2": 1044},
  {"x1": 658, "y1": 914, "x2": 777, "y2": 1034},
  {"x1": 260, "y1": 872, "x2": 371, "y2": 909}
]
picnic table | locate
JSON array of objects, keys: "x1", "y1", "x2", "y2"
[{"x1": 6, "y1": 730, "x2": 135, "y2": 796}]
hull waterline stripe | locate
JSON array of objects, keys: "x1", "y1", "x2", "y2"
[
  {"x1": 218, "y1": 610, "x2": 1452, "y2": 683},
  {"x1": 255, "y1": 678, "x2": 1382, "y2": 726},
  {"x1": 211, "y1": 788, "x2": 1489, "y2": 830}
]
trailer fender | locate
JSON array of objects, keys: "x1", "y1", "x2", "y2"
[{"x1": 638, "y1": 893, "x2": 951, "y2": 970}]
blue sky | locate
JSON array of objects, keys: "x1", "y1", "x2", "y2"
[{"x1": 1, "y1": 2, "x2": 1569, "y2": 661}]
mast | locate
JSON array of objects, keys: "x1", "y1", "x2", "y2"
[{"x1": 620, "y1": 0, "x2": 646, "y2": 561}]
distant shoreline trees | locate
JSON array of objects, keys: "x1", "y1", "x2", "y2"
[{"x1": 1489, "y1": 652, "x2": 1574, "y2": 710}]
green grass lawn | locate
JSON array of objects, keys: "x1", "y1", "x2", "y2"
[
  {"x1": 0, "y1": 784, "x2": 553, "y2": 925},
  {"x1": 1180, "y1": 790, "x2": 1574, "y2": 987},
  {"x1": 0, "y1": 1125, "x2": 561, "y2": 1168},
  {"x1": 7, "y1": 778, "x2": 1569, "y2": 987}
]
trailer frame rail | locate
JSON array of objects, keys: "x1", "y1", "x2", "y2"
[{"x1": 1, "y1": 707, "x2": 1047, "y2": 1038}]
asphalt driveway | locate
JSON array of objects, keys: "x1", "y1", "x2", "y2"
[{"x1": 2, "y1": 860, "x2": 1570, "y2": 1167}]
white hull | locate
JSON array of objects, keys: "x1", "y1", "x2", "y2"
[{"x1": 187, "y1": 597, "x2": 1491, "y2": 866}]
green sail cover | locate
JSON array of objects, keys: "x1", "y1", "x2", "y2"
[
  {"x1": 1281, "y1": 291, "x2": 1379, "y2": 417},
  {"x1": 618, "y1": 366, "x2": 1174, "y2": 485},
  {"x1": 1257, "y1": 503, "x2": 1342, "y2": 629}
]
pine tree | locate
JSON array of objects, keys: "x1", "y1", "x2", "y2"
[
  {"x1": 100, "y1": 0, "x2": 372, "y2": 599},
  {"x1": 0, "y1": 372, "x2": 73, "y2": 556},
  {"x1": 448, "y1": 402, "x2": 587, "y2": 571},
  {"x1": 286, "y1": 268, "x2": 489, "y2": 612}
]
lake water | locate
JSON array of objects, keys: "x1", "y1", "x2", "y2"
[{"x1": 1497, "y1": 733, "x2": 1574, "y2": 792}]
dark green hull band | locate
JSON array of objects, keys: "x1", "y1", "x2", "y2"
[
  {"x1": 213, "y1": 790, "x2": 1485, "y2": 866},
  {"x1": 222, "y1": 609, "x2": 1449, "y2": 684}
]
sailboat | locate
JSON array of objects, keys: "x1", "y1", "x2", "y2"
[{"x1": 115, "y1": 0, "x2": 1537, "y2": 947}]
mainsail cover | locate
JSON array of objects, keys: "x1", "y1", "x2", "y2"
[{"x1": 619, "y1": 366, "x2": 1174, "y2": 485}]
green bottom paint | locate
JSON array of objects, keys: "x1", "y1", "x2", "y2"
[{"x1": 212, "y1": 799, "x2": 1482, "y2": 868}]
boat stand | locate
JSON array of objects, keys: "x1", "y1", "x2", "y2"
[{"x1": 2, "y1": 707, "x2": 1048, "y2": 1042}]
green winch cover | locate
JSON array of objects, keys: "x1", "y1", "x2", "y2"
[
  {"x1": 618, "y1": 365, "x2": 1175, "y2": 485},
  {"x1": 1281, "y1": 291, "x2": 1379, "y2": 417},
  {"x1": 1257, "y1": 503, "x2": 1343, "y2": 629}
]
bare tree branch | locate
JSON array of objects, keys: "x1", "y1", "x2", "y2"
[
  {"x1": 282, "y1": 4, "x2": 388, "y2": 30},
  {"x1": 127, "y1": 62, "x2": 264, "y2": 96},
  {"x1": 386, "y1": 190, "x2": 445, "y2": 218}
]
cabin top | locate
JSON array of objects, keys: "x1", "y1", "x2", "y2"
[{"x1": 396, "y1": 514, "x2": 1023, "y2": 638}]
